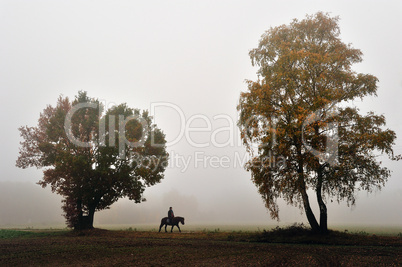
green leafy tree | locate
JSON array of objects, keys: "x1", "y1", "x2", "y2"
[
  {"x1": 16, "y1": 92, "x2": 168, "y2": 229},
  {"x1": 238, "y1": 12, "x2": 400, "y2": 233}
]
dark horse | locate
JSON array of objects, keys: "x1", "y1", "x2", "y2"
[{"x1": 159, "y1": 216, "x2": 185, "y2": 232}]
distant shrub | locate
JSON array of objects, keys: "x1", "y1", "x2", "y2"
[
  {"x1": 255, "y1": 223, "x2": 314, "y2": 243},
  {"x1": 353, "y1": 231, "x2": 370, "y2": 236},
  {"x1": 270, "y1": 223, "x2": 310, "y2": 235}
]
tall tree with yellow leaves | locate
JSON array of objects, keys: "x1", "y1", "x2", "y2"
[{"x1": 238, "y1": 12, "x2": 400, "y2": 233}]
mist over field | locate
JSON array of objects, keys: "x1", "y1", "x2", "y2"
[
  {"x1": 1, "y1": 179, "x2": 401, "y2": 231},
  {"x1": 1, "y1": 1, "x2": 401, "y2": 231}
]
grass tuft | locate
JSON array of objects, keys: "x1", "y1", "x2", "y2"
[{"x1": 0, "y1": 229, "x2": 67, "y2": 239}]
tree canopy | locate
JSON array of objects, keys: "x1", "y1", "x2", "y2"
[
  {"x1": 16, "y1": 91, "x2": 168, "y2": 229},
  {"x1": 238, "y1": 12, "x2": 400, "y2": 233}
]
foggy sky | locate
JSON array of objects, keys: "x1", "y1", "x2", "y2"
[{"x1": 0, "y1": 0, "x2": 401, "y2": 228}]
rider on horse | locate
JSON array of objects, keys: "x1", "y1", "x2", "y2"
[{"x1": 168, "y1": 207, "x2": 174, "y2": 224}]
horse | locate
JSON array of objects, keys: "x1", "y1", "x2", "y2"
[{"x1": 159, "y1": 216, "x2": 185, "y2": 232}]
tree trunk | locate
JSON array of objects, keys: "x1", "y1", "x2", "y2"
[
  {"x1": 75, "y1": 198, "x2": 86, "y2": 230},
  {"x1": 316, "y1": 167, "x2": 328, "y2": 234},
  {"x1": 296, "y1": 142, "x2": 320, "y2": 232},
  {"x1": 87, "y1": 205, "x2": 96, "y2": 229},
  {"x1": 74, "y1": 202, "x2": 95, "y2": 230},
  {"x1": 300, "y1": 181, "x2": 320, "y2": 232}
]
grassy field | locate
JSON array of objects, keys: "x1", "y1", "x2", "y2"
[
  {"x1": 70, "y1": 223, "x2": 402, "y2": 235},
  {"x1": 0, "y1": 227, "x2": 401, "y2": 266}
]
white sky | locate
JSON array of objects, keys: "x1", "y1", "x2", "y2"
[{"x1": 0, "y1": 0, "x2": 401, "y2": 228}]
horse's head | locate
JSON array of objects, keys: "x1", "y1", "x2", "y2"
[{"x1": 180, "y1": 217, "x2": 185, "y2": 225}]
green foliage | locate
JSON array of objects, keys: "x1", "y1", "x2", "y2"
[
  {"x1": 0, "y1": 229, "x2": 66, "y2": 239},
  {"x1": 0, "y1": 229, "x2": 33, "y2": 239}
]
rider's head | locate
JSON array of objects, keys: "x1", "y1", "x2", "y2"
[{"x1": 169, "y1": 207, "x2": 172, "y2": 210}]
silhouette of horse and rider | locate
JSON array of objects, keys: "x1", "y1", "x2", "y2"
[{"x1": 159, "y1": 207, "x2": 185, "y2": 232}]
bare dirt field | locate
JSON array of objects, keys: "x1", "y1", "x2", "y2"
[{"x1": 0, "y1": 228, "x2": 401, "y2": 266}]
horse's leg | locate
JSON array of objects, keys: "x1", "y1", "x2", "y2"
[
  {"x1": 159, "y1": 223, "x2": 163, "y2": 232},
  {"x1": 164, "y1": 224, "x2": 168, "y2": 232},
  {"x1": 177, "y1": 224, "x2": 181, "y2": 233},
  {"x1": 171, "y1": 225, "x2": 174, "y2": 232}
]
